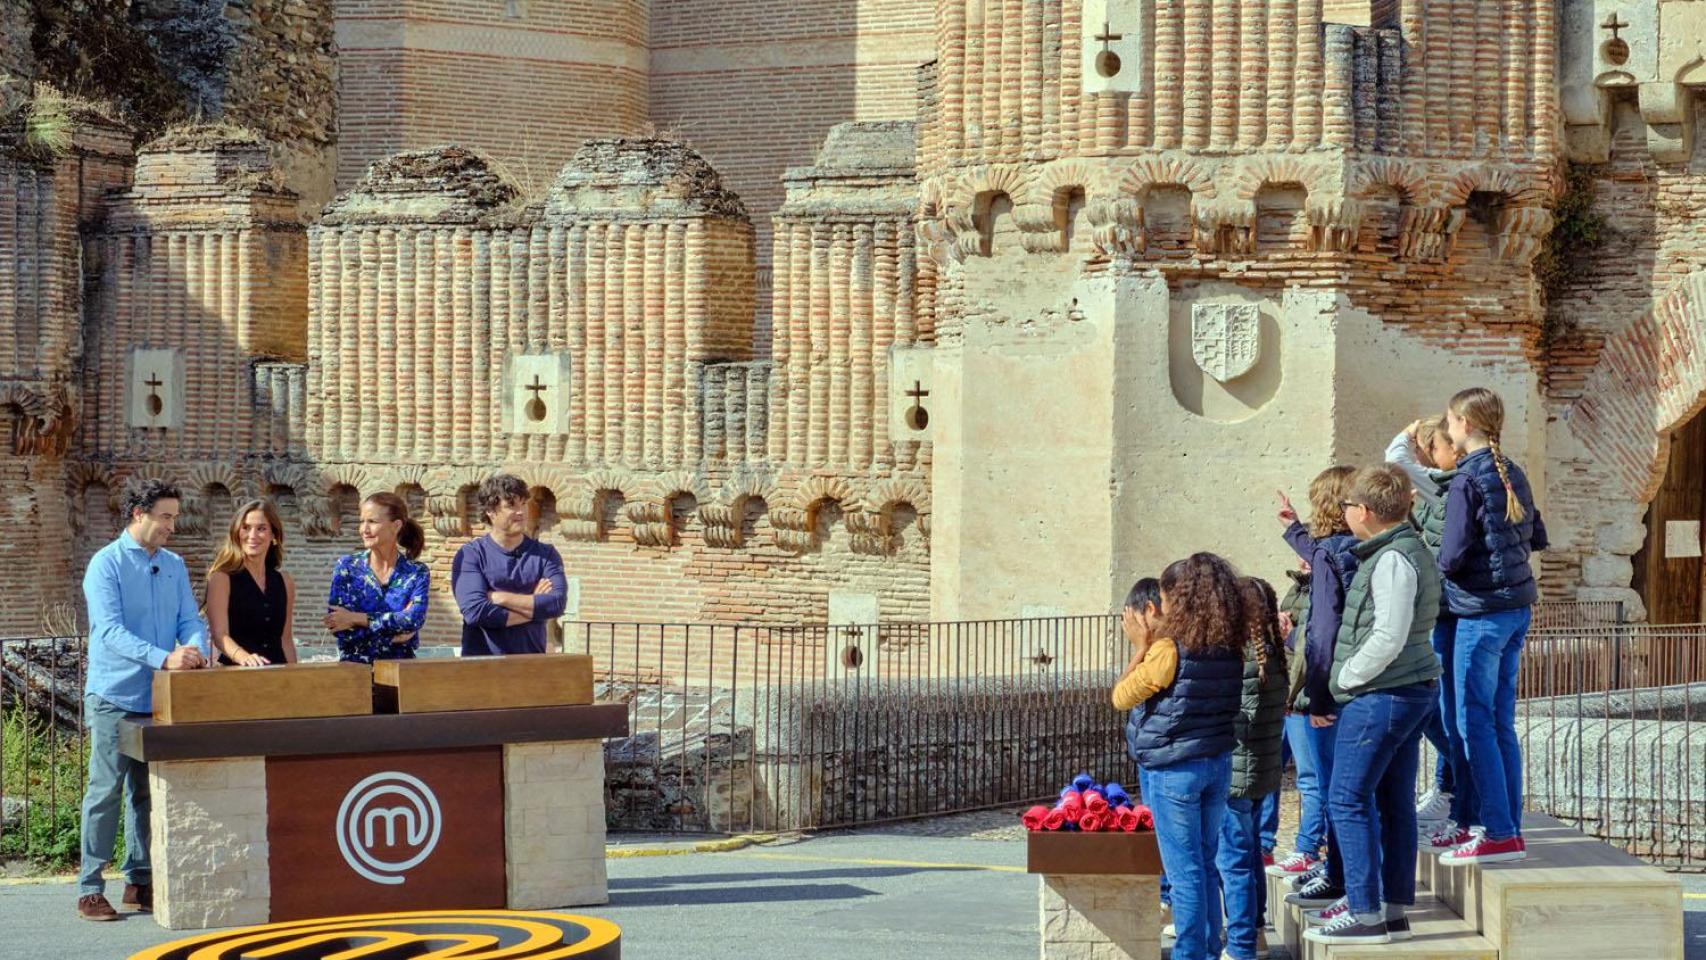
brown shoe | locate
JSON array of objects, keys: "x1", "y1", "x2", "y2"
[
  {"x1": 121, "y1": 883, "x2": 152, "y2": 912},
  {"x1": 77, "y1": 894, "x2": 121, "y2": 921}
]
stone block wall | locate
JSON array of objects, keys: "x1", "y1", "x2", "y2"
[
  {"x1": 149, "y1": 757, "x2": 271, "y2": 930},
  {"x1": 1040, "y1": 874, "x2": 1164, "y2": 960},
  {"x1": 503, "y1": 740, "x2": 609, "y2": 909}
]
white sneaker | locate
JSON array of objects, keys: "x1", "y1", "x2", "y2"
[
  {"x1": 1415, "y1": 787, "x2": 1452, "y2": 823},
  {"x1": 1162, "y1": 923, "x2": 1175, "y2": 939}
]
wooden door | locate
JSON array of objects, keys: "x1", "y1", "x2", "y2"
[{"x1": 1633, "y1": 411, "x2": 1706, "y2": 624}]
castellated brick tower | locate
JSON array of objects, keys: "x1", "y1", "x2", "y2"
[
  {"x1": 0, "y1": 97, "x2": 133, "y2": 634},
  {"x1": 76, "y1": 126, "x2": 309, "y2": 592},
  {"x1": 333, "y1": 0, "x2": 651, "y2": 197},
  {"x1": 918, "y1": 0, "x2": 1560, "y2": 619}
]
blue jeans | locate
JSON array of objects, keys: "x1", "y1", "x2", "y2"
[
  {"x1": 1136, "y1": 765, "x2": 1170, "y2": 907},
  {"x1": 1148, "y1": 753, "x2": 1232, "y2": 960},
  {"x1": 1453, "y1": 607, "x2": 1529, "y2": 840},
  {"x1": 1284, "y1": 714, "x2": 1327, "y2": 854},
  {"x1": 1213, "y1": 795, "x2": 1269, "y2": 960},
  {"x1": 1434, "y1": 614, "x2": 1478, "y2": 826},
  {"x1": 79, "y1": 694, "x2": 151, "y2": 896},
  {"x1": 1328, "y1": 684, "x2": 1435, "y2": 915},
  {"x1": 1258, "y1": 735, "x2": 1286, "y2": 853},
  {"x1": 1306, "y1": 719, "x2": 1345, "y2": 888}
]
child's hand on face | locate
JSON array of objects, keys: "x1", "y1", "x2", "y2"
[
  {"x1": 1121, "y1": 606, "x2": 1151, "y2": 651},
  {"x1": 1276, "y1": 490, "x2": 1298, "y2": 526},
  {"x1": 1277, "y1": 611, "x2": 1294, "y2": 637}
]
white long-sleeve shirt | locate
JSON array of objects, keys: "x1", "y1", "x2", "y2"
[
  {"x1": 1338, "y1": 550, "x2": 1419, "y2": 691},
  {"x1": 1385, "y1": 430, "x2": 1443, "y2": 507}
]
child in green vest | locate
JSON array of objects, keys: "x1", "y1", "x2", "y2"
[{"x1": 1304, "y1": 466, "x2": 1443, "y2": 948}]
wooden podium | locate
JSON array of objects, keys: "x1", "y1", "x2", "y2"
[{"x1": 121, "y1": 655, "x2": 628, "y2": 930}]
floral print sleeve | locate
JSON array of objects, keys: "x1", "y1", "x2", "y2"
[{"x1": 328, "y1": 553, "x2": 431, "y2": 663}]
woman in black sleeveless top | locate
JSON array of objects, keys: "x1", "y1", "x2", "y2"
[{"x1": 206, "y1": 499, "x2": 297, "y2": 666}]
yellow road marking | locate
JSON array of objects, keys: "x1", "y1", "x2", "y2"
[
  {"x1": 730, "y1": 851, "x2": 1026, "y2": 874},
  {"x1": 1685, "y1": 892, "x2": 1706, "y2": 900}
]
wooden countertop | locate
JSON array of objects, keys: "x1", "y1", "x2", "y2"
[{"x1": 119, "y1": 701, "x2": 630, "y2": 762}]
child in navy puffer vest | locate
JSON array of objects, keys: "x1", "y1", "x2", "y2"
[{"x1": 1434, "y1": 388, "x2": 1547, "y2": 866}]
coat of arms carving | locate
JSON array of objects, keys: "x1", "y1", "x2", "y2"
[{"x1": 1191, "y1": 303, "x2": 1262, "y2": 382}]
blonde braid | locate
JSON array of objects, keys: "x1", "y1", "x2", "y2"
[{"x1": 1488, "y1": 436, "x2": 1526, "y2": 523}]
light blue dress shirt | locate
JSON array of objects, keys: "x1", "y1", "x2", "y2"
[{"x1": 83, "y1": 530, "x2": 210, "y2": 713}]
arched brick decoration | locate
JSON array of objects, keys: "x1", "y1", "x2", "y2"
[{"x1": 1570, "y1": 269, "x2": 1706, "y2": 503}]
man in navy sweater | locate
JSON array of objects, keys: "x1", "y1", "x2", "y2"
[{"x1": 451, "y1": 474, "x2": 569, "y2": 655}]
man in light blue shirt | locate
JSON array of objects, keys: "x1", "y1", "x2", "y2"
[{"x1": 77, "y1": 479, "x2": 209, "y2": 921}]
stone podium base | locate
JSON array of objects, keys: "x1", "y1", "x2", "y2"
[{"x1": 1039, "y1": 874, "x2": 1163, "y2": 960}]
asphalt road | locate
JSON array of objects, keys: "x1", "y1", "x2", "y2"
[{"x1": 2, "y1": 833, "x2": 1703, "y2": 960}]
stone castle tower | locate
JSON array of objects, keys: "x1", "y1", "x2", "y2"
[{"x1": 1, "y1": 0, "x2": 1704, "y2": 640}]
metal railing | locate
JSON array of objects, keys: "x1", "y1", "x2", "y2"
[
  {"x1": 1, "y1": 635, "x2": 89, "y2": 864},
  {"x1": 566, "y1": 617, "x2": 1126, "y2": 833},
  {"x1": 6, "y1": 615, "x2": 1704, "y2": 870},
  {"x1": 1532, "y1": 598, "x2": 1626, "y2": 630}
]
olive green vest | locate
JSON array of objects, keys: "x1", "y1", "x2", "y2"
[
  {"x1": 1330, "y1": 523, "x2": 1443, "y2": 702},
  {"x1": 1408, "y1": 468, "x2": 1456, "y2": 553},
  {"x1": 1280, "y1": 573, "x2": 1312, "y2": 711}
]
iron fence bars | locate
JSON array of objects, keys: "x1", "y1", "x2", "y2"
[
  {"x1": 5, "y1": 615, "x2": 1704, "y2": 870},
  {"x1": 0, "y1": 635, "x2": 89, "y2": 864},
  {"x1": 567, "y1": 616, "x2": 1127, "y2": 834}
]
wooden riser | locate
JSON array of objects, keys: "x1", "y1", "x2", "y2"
[
  {"x1": 1417, "y1": 813, "x2": 1684, "y2": 960},
  {"x1": 1282, "y1": 893, "x2": 1496, "y2": 960}
]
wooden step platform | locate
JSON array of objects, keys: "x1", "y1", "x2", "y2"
[
  {"x1": 1418, "y1": 812, "x2": 1683, "y2": 960},
  {"x1": 1298, "y1": 895, "x2": 1497, "y2": 960}
]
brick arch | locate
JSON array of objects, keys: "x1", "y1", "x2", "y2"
[
  {"x1": 1228, "y1": 156, "x2": 1331, "y2": 202},
  {"x1": 1570, "y1": 269, "x2": 1706, "y2": 504},
  {"x1": 1115, "y1": 155, "x2": 1216, "y2": 201},
  {"x1": 1346, "y1": 157, "x2": 1431, "y2": 204},
  {"x1": 1438, "y1": 163, "x2": 1545, "y2": 209},
  {"x1": 1016, "y1": 160, "x2": 1102, "y2": 253}
]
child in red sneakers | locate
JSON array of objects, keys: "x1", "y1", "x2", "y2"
[{"x1": 1435, "y1": 388, "x2": 1546, "y2": 866}]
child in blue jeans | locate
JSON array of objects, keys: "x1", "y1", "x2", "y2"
[
  {"x1": 1211, "y1": 577, "x2": 1288, "y2": 960},
  {"x1": 1305, "y1": 465, "x2": 1444, "y2": 946},
  {"x1": 1435, "y1": 387, "x2": 1546, "y2": 865},
  {"x1": 1274, "y1": 467, "x2": 1362, "y2": 912},
  {"x1": 1113, "y1": 554, "x2": 1245, "y2": 960}
]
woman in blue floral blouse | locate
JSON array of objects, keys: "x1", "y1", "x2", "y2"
[{"x1": 324, "y1": 492, "x2": 430, "y2": 663}]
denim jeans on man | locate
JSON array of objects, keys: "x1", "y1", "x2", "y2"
[
  {"x1": 1305, "y1": 720, "x2": 1345, "y2": 888},
  {"x1": 1452, "y1": 607, "x2": 1528, "y2": 839},
  {"x1": 1137, "y1": 765, "x2": 1170, "y2": 907},
  {"x1": 1148, "y1": 753, "x2": 1232, "y2": 960},
  {"x1": 1212, "y1": 795, "x2": 1270, "y2": 960},
  {"x1": 79, "y1": 694, "x2": 152, "y2": 895},
  {"x1": 1432, "y1": 614, "x2": 1478, "y2": 827},
  {"x1": 1328, "y1": 683, "x2": 1435, "y2": 916}
]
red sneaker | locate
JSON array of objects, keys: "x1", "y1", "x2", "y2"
[
  {"x1": 1439, "y1": 834, "x2": 1526, "y2": 865},
  {"x1": 1263, "y1": 851, "x2": 1276, "y2": 868},
  {"x1": 1265, "y1": 851, "x2": 1318, "y2": 876},
  {"x1": 1419, "y1": 825, "x2": 1474, "y2": 854}
]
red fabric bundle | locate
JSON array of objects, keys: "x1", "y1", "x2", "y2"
[
  {"x1": 1043, "y1": 807, "x2": 1068, "y2": 831},
  {"x1": 1022, "y1": 805, "x2": 1050, "y2": 830},
  {"x1": 1058, "y1": 795, "x2": 1084, "y2": 824},
  {"x1": 1132, "y1": 804, "x2": 1155, "y2": 830},
  {"x1": 1078, "y1": 811, "x2": 1107, "y2": 833},
  {"x1": 1116, "y1": 806, "x2": 1140, "y2": 832},
  {"x1": 1082, "y1": 790, "x2": 1109, "y2": 815}
]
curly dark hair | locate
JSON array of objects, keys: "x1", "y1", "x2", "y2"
[
  {"x1": 1240, "y1": 576, "x2": 1286, "y2": 686},
  {"x1": 123, "y1": 478, "x2": 182, "y2": 521},
  {"x1": 476, "y1": 473, "x2": 531, "y2": 524},
  {"x1": 1159, "y1": 552, "x2": 1247, "y2": 656}
]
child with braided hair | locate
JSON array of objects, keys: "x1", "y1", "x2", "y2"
[{"x1": 1433, "y1": 387, "x2": 1548, "y2": 865}]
